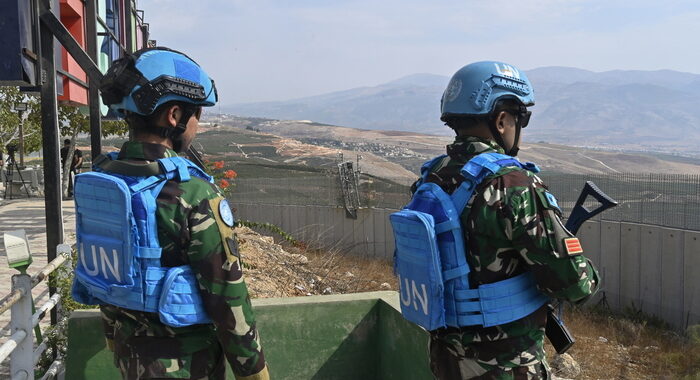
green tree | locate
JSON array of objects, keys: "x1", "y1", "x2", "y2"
[
  {"x1": 58, "y1": 105, "x2": 128, "y2": 197},
  {"x1": 2, "y1": 86, "x2": 130, "y2": 196},
  {"x1": 59, "y1": 105, "x2": 89, "y2": 197},
  {"x1": 101, "y1": 119, "x2": 129, "y2": 138},
  {"x1": 0, "y1": 86, "x2": 42, "y2": 159}
]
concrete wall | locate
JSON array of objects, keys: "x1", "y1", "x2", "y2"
[
  {"x1": 236, "y1": 204, "x2": 396, "y2": 260},
  {"x1": 235, "y1": 203, "x2": 700, "y2": 330}
]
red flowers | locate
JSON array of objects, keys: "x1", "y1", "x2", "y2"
[{"x1": 205, "y1": 159, "x2": 235, "y2": 193}]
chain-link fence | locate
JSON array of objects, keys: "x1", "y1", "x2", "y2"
[
  {"x1": 539, "y1": 173, "x2": 700, "y2": 231},
  {"x1": 232, "y1": 174, "x2": 413, "y2": 208},
  {"x1": 231, "y1": 173, "x2": 700, "y2": 231}
]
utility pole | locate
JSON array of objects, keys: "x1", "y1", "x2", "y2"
[
  {"x1": 13, "y1": 102, "x2": 28, "y2": 168},
  {"x1": 39, "y1": 0, "x2": 64, "y2": 325}
]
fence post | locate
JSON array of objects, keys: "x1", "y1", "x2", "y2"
[{"x1": 10, "y1": 274, "x2": 33, "y2": 380}]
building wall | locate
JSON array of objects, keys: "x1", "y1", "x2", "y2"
[{"x1": 58, "y1": 0, "x2": 88, "y2": 106}]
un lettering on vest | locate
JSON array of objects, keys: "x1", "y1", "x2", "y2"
[
  {"x1": 79, "y1": 242, "x2": 123, "y2": 283},
  {"x1": 398, "y1": 274, "x2": 429, "y2": 315}
]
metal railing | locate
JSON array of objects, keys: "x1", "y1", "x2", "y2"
[{"x1": 0, "y1": 245, "x2": 70, "y2": 380}]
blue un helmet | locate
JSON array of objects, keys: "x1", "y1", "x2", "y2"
[
  {"x1": 440, "y1": 61, "x2": 534, "y2": 156},
  {"x1": 100, "y1": 47, "x2": 218, "y2": 152},
  {"x1": 101, "y1": 47, "x2": 218, "y2": 117}
]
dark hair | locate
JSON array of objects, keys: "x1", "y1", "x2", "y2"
[
  {"x1": 442, "y1": 98, "x2": 523, "y2": 132},
  {"x1": 63, "y1": 139, "x2": 71, "y2": 145},
  {"x1": 125, "y1": 100, "x2": 200, "y2": 133}
]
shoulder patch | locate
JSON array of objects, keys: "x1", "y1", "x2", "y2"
[
  {"x1": 219, "y1": 199, "x2": 235, "y2": 227},
  {"x1": 563, "y1": 237, "x2": 583, "y2": 255},
  {"x1": 544, "y1": 191, "x2": 561, "y2": 211}
]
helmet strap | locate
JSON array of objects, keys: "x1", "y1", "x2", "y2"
[
  {"x1": 145, "y1": 106, "x2": 196, "y2": 153},
  {"x1": 171, "y1": 107, "x2": 195, "y2": 153},
  {"x1": 488, "y1": 115, "x2": 521, "y2": 157},
  {"x1": 510, "y1": 124, "x2": 521, "y2": 157}
]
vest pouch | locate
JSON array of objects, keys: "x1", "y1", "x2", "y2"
[
  {"x1": 73, "y1": 172, "x2": 141, "y2": 308},
  {"x1": 390, "y1": 210, "x2": 446, "y2": 331},
  {"x1": 72, "y1": 233, "x2": 138, "y2": 307},
  {"x1": 158, "y1": 265, "x2": 212, "y2": 327}
]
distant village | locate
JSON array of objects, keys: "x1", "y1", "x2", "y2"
[{"x1": 298, "y1": 138, "x2": 420, "y2": 159}]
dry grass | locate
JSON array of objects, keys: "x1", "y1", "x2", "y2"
[
  {"x1": 239, "y1": 225, "x2": 397, "y2": 298},
  {"x1": 291, "y1": 245, "x2": 397, "y2": 294},
  {"x1": 554, "y1": 305, "x2": 700, "y2": 379}
]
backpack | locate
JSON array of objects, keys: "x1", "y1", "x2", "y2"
[
  {"x1": 72, "y1": 153, "x2": 215, "y2": 327},
  {"x1": 390, "y1": 152, "x2": 549, "y2": 331}
]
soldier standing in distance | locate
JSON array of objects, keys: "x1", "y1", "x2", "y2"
[
  {"x1": 60, "y1": 138, "x2": 84, "y2": 197},
  {"x1": 74, "y1": 47, "x2": 268, "y2": 379},
  {"x1": 416, "y1": 61, "x2": 600, "y2": 379}
]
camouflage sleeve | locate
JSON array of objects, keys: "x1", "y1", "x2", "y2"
[
  {"x1": 186, "y1": 189, "x2": 268, "y2": 379},
  {"x1": 490, "y1": 172, "x2": 600, "y2": 303},
  {"x1": 99, "y1": 305, "x2": 116, "y2": 351},
  {"x1": 470, "y1": 168, "x2": 599, "y2": 302}
]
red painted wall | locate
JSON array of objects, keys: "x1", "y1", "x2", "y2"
[{"x1": 58, "y1": 0, "x2": 88, "y2": 106}]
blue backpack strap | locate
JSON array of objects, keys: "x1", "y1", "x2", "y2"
[
  {"x1": 158, "y1": 157, "x2": 191, "y2": 182},
  {"x1": 130, "y1": 177, "x2": 168, "y2": 260},
  {"x1": 158, "y1": 156, "x2": 214, "y2": 184},
  {"x1": 451, "y1": 152, "x2": 540, "y2": 214},
  {"x1": 415, "y1": 154, "x2": 448, "y2": 187}
]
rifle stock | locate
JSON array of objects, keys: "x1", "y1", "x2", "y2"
[
  {"x1": 546, "y1": 181, "x2": 618, "y2": 354},
  {"x1": 186, "y1": 146, "x2": 209, "y2": 173}
]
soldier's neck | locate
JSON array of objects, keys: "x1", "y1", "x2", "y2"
[
  {"x1": 456, "y1": 127, "x2": 496, "y2": 141},
  {"x1": 131, "y1": 132, "x2": 174, "y2": 150}
]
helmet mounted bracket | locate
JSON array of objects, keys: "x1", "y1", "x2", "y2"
[{"x1": 132, "y1": 75, "x2": 207, "y2": 115}]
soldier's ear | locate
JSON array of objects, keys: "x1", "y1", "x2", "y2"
[
  {"x1": 493, "y1": 111, "x2": 510, "y2": 136},
  {"x1": 164, "y1": 105, "x2": 182, "y2": 128}
]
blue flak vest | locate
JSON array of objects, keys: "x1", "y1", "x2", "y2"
[
  {"x1": 390, "y1": 152, "x2": 550, "y2": 331},
  {"x1": 71, "y1": 153, "x2": 216, "y2": 327}
]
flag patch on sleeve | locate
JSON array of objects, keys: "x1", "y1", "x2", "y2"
[{"x1": 563, "y1": 237, "x2": 583, "y2": 255}]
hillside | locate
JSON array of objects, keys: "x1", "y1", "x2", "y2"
[
  {"x1": 224, "y1": 67, "x2": 700, "y2": 157},
  {"x1": 202, "y1": 116, "x2": 700, "y2": 177},
  {"x1": 195, "y1": 122, "x2": 417, "y2": 183}
]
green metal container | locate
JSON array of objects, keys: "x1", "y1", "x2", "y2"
[{"x1": 65, "y1": 291, "x2": 433, "y2": 380}]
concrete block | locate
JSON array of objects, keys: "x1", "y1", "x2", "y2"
[
  {"x1": 684, "y1": 231, "x2": 700, "y2": 327},
  {"x1": 600, "y1": 221, "x2": 621, "y2": 310},
  {"x1": 579, "y1": 220, "x2": 601, "y2": 269},
  {"x1": 385, "y1": 209, "x2": 396, "y2": 260},
  {"x1": 620, "y1": 223, "x2": 641, "y2": 310},
  {"x1": 578, "y1": 221, "x2": 602, "y2": 303},
  {"x1": 661, "y1": 228, "x2": 684, "y2": 329},
  {"x1": 362, "y1": 209, "x2": 376, "y2": 258},
  {"x1": 342, "y1": 208, "x2": 356, "y2": 252},
  {"x1": 640, "y1": 225, "x2": 662, "y2": 318},
  {"x1": 372, "y1": 208, "x2": 388, "y2": 260}
]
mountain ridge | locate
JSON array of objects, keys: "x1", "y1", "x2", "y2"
[{"x1": 224, "y1": 67, "x2": 700, "y2": 155}]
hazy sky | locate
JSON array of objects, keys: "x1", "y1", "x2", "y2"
[{"x1": 139, "y1": 0, "x2": 700, "y2": 104}]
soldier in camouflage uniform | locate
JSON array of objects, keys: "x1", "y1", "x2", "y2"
[
  {"x1": 416, "y1": 61, "x2": 599, "y2": 379},
  {"x1": 93, "y1": 48, "x2": 269, "y2": 379}
]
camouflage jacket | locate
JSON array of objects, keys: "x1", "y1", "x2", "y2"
[
  {"x1": 417, "y1": 136, "x2": 599, "y2": 371},
  {"x1": 99, "y1": 141, "x2": 268, "y2": 379}
]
